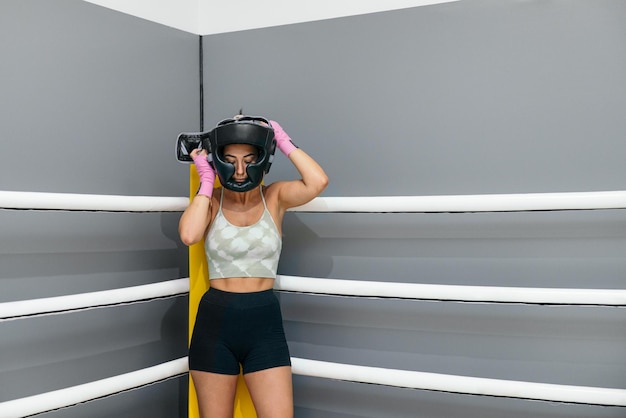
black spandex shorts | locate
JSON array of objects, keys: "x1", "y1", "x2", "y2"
[{"x1": 189, "y1": 287, "x2": 291, "y2": 375}]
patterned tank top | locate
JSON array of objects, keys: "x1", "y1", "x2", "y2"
[{"x1": 205, "y1": 188, "x2": 282, "y2": 279}]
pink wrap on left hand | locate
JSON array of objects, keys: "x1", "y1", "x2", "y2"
[{"x1": 270, "y1": 120, "x2": 298, "y2": 157}]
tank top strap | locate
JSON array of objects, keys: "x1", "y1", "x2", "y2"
[
  {"x1": 260, "y1": 186, "x2": 268, "y2": 210},
  {"x1": 218, "y1": 187, "x2": 225, "y2": 212}
]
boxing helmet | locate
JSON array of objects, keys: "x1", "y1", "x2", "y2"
[{"x1": 203, "y1": 115, "x2": 276, "y2": 192}]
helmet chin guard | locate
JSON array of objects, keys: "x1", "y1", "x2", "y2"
[{"x1": 204, "y1": 116, "x2": 276, "y2": 192}]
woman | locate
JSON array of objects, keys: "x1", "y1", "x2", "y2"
[{"x1": 178, "y1": 115, "x2": 328, "y2": 418}]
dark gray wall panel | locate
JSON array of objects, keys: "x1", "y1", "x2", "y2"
[
  {"x1": 281, "y1": 210, "x2": 626, "y2": 288},
  {"x1": 0, "y1": 0, "x2": 196, "y2": 195},
  {"x1": 202, "y1": 1, "x2": 626, "y2": 416},
  {"x1": 202, "y1": 0, "x2": 625, "y2": 197},
  {"x1": 0, "y1": 1, "x2": 195, "y2": 416}
]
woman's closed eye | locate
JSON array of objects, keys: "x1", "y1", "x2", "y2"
[{"x1": 226, "y1": 157, "x2": 256, "y2": 165}]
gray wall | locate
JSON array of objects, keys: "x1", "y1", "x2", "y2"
[
  {"x1": 1, "y1": 1, "x2": 624, "y2": 417},
  {"x1": 202, "y1": 0, "x2": 626, "y2": 417},
  {"x1": 0, "y1": 1, "x2": 196, "y2": 416}
]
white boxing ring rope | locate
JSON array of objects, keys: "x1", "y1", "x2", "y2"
[
  {"x1": 1, "y1": 190, "x2": 625, "y2": 416},
  {"x1": 291, "y1": 358, "x2": 626, "y2": 407},
  {"x1": 1, "y1": 356, "x2": 624, "y2": 418},
  {"x1": 0, "y1": 356, "x2": 624, "y2": 418},
  {"x1": 291, "y1": 190, "x2": 626, "y2": 213},
  {"x1": 0, "y1": 191, "x2": 188, "y2": 212},
  {"x1": 0, "y1": 358, "x2": 189, "y2": 418},
  {"x1": 1, "y1": 274, "x2": 622, "y2": 323},
  {"x1": 275, "y1": 276, "x2": 626, "y2": 306},
  {"x1": 2, "y1": 189, "x2": 626, "y2": 213},
  {"x1": 0, "y1": 278, "x2": 190, "y2": 321}
]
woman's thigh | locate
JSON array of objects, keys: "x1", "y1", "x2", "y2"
[
  {"x1": 244, "y1": 366, "x2": 293, "y2": 418},
  {"x1": 191, "y1": 370, "x2": 239, "y2": 418}
]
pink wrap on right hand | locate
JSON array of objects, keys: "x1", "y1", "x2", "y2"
[{"x1": 192, "y1": 151, "x2": 216, "y2": 198}]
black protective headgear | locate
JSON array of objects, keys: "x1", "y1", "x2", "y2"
[{"x1": 203, "y1": 116, "x2": 276, "y2": 192}]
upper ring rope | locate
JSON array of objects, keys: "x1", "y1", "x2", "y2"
[
  {"x1": 0, "y1": 191, "x2": 188, "y2": 212},
  {"x1": 291, "y1": 190, "x2": 626, "y2": 213},
  {"x1": 2, "y1": 190, "x2": 625, "y2": 213}
]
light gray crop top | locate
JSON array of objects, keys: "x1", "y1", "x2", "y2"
[{"x1": 206, "y1": 188, "x2": 282, "y2": 279}]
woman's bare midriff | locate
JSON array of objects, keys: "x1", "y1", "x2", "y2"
[{"x1": 209, "y1": 277, "x2": 275, "y2": 293}]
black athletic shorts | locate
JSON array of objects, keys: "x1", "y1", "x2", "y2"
[{"x1": 188, "y1": 287, "x2": 291, "y2": 375}]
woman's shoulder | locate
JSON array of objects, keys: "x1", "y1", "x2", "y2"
[
  {"x1": 262, "y1": 182, "x2": 289, "y2": 212},
  {"x1": 263, "y1": 181, "x2": 290, "y2": 198}
]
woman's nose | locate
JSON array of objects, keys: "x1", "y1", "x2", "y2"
[{"x1": 235, "y1": 161, "x2": 246, "y2": 175}]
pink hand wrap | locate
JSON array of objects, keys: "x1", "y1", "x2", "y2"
[
  {"x1": 192, "y1": 152, "x2": 216, "y2": 198},
  {"x1": 270, "y1": 120, "x2": 298, "y2": 157}
]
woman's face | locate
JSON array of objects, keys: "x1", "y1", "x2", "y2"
[{"x1": 223, "y1": 143, "x2": 258, "y2": 183}]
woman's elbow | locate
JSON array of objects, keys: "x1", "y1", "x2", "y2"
[
  {"x1": 178, "y1": 227, "x2": 201, "y2": 247},
  {"x1": 316, "y1": 173, "x2": 329, "y2": 194}
]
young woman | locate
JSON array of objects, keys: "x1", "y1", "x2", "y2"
[{"x1": 178, "y1": 115, "x2": 328, "y2": 418}]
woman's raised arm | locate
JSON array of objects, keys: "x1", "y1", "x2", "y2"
[
  {"x1": 178, "y1": 149, "x2": 216, "y2": 246},
  {"x1": 270, "y1": 121, "x2": 329, "y2": 210}
]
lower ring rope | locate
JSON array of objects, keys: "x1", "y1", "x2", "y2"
[
  {"x1": 1, "y1": 356, "x2": 623, "y2": 417},
  {"x1": 0, "y1": 358, "x2": 189, "y2": 418},
  {"x1": 291, "y1": 358, "x2": 626, "y2": 407}
]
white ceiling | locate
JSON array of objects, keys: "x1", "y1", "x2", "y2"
[{"x1": 82, "y1": 0, "x2": 460, "y2": 35}]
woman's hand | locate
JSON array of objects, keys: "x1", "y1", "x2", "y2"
[
  {"x1": 270, "y1": 120, "x2": 298, "y2": 157},
  {"x1": 191, "y1": 149, "x2": 216, "y2": 198}
]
